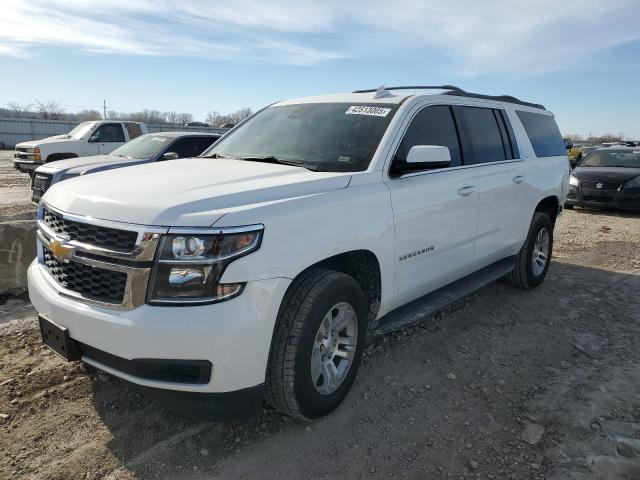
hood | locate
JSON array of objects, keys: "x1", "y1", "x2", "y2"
[
  {"x1": 37, "y1": 155, "x2": 146, "y2": 174},
  {"x1": 573, "y1": 166, "x2": 640, "y2": 184},
  {"x1": 18, "y1": 136, "x2": 77, "y2": 148},
  {"x1": 42, "y1": 158, "x2": 352, "y2": 226}
]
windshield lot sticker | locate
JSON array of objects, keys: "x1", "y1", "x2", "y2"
[{"x1": 346, "y1": 106, "x2": 391, "y2": 117}]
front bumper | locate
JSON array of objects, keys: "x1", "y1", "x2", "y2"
[
  {"x1": 14, "y1": 159, "x2": 43, "y2": 173},
  {"x1": 566, "y1": 185, "x2": 640, "y2": 210},
  {"x1": 28, "y1": 260, "x2": 290, "y2": 415}
]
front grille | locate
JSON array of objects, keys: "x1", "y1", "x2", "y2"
[
  {"x1": 44, "y1": 249, "x2": 127, "y2": 303},
  {"x1": 581, "y1": 181, "x2": 621, "y2": 191},
  {"x1": 32, "y1": 173, "x2": 52, "y2": 201},
  {"x1": 583, "y1": 194, "x2": 616, "y2": 202},
  {"x1": 43, "y1": 208, "x2": 138, "y2": 252}
]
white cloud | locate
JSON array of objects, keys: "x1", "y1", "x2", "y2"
[{"x1": 0, "y1": 0, "x2": 639, "y2": 74}]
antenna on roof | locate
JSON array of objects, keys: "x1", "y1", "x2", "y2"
[{"x1": 373, "y1": 85, "x2": 391, "y2": 99}]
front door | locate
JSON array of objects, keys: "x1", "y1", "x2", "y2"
[
  {"x1": 90, "y1": 123, "x2": 126, "y2": 154},
  {"x1": 385, "y1": 105, "x2": 479, "y2": 308}
]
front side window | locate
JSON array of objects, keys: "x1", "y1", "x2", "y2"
[
  {"x1": 204, "y1": 103, "x2": 397, "y2": 172},
  {"x1": 462, "y1": 107, "x2": 508, "y2": 164},
  {"x1": 91, "y1": 123, "x2": 125, "y2": 143},
  {"x1": 110, "y1": 134, "x2": 172, "y2": 159},
  {"x1": 169, "y1": 137, "x2": 217, "y2": 158},
  {"x1": 580, "y1": 149, "x2": 640, "y2": 168},
  {"x1": 516, "y1": 110, "x2": 565, "y2": 158},
  {"x1": 391, "y1": 105, "x2": 462, "y2": 175}
]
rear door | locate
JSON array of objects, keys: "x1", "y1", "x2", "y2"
[
  {"x1": 458, "y1": 106, "x2": 527, "y2": 267},
  {"x1": 385, "y1": 105, "x2": 479, "y2": 307}
]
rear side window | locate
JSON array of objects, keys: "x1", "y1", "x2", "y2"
[
  {"x1": 461, "y1": 107, "x2": 508, "y2": 164},
  {"x1": 392, "y1": 105, "x2": 463, "y2": 175},
  {"x1": 516, "y1": 111, "x2": 565, "y2": 157},
  {"x1": 125, "y1": 122, "x2": 143, "y2": 140}
]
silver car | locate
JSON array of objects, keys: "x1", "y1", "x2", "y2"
[{"x1": 31, "y1": 131, "x2": 221, "y2": 203}]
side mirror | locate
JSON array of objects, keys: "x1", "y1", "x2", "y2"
[
  {"x1": 161, "y1": 152, "x2": 179, "y2": 161},
  {"x1": 406, "y1": 145, "x2": 451, "y2": 168}
]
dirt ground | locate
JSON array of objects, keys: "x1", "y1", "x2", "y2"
[
  {"x1": 1, "y1": 208, "x2": 639, "y2": 480},
  {"x1": 0, "y1": 150, "x2": 36, "y2": 217}
]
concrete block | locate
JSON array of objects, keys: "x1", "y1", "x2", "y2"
[{"x1": 0, "y1": 218, "x2": 37, "y2": 294}]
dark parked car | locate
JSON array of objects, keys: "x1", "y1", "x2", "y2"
[
  {"x1": 566, "y1": 147, "x2": 640, "y2": 210},
  {"x1": 31, "y1": 131, "x2": 221, "y2": 203}
]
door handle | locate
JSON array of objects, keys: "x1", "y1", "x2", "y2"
[
  {"x1": 513, "y1": 175, "x2": 525, "y2": 184},
  {"x1": 457, "y1": 186, "x2": 476, "y2": 197}
]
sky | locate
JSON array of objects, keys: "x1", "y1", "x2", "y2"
[{"x1": 0, "y1": 0, "x2": 639, "y2": 138}]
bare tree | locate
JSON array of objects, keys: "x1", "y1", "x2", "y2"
[
  {"x1": 35, "y1": 99, "x2": 65, "y2": 120},
  {"x1": 206, "y1": 107, "x2": 253, "y2": 127},
  {"x1": 6, "y1": 101, "x2": 34, "y2": 118},
  {"x1": 76, "y1": 109, "x2": 103, "y2": 121}
]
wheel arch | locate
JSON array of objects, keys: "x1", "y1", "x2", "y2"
[
  {"x1": 535, "y1": 195, "x2": 560, "y2": 225},
  {"x1": 284, "y1": 249, "x2": 382, "y2": 330}
]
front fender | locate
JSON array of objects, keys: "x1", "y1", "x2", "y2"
[{"x1": 215, "y1": 172, "x2": 396, "y2": 317}]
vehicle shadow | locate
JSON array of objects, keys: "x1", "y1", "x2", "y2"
[{"x1": 90, "y1": 260, "x2": 640, "y2": 480}]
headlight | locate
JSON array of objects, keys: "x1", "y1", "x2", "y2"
[
  {"x1": 623, "y1": 176, "x2": 640, "y2": 189},
  {"x1": 569, "y1": 174, "x2": 580, "y2": 187},
  {"x1": 147, "y1": 226, "x2": 263, "y2": 305}
]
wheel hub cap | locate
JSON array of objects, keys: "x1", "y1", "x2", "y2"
[
  {"x1": 311, "y1": 302, "x2": 358, "y2": 395},
  {"x1": 532, "y1": 227, "x2": 550, "y2": 276}
]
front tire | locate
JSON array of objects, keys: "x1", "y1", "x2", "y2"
[
  {"x1": 265, "y1": 268, "x2": 368, "y2": 419},
  {"x1": 505, "y1": 212, "x2": 553, "y2": 289}
]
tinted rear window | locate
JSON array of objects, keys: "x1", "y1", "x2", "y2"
[{"x1": 516, "y1": 111, "x2": 565, "y2": 157}]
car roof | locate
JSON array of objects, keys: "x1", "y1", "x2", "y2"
[
  {"x1": 275, "y1": 85, "x2": 546, "y2": 110},
  {"x1": 143, "y1": 131, "x2": 221, "y2": 138}
]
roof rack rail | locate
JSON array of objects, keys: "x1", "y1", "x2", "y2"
[{"x1": 353, "y1": 85, "x2": 545, "y2": 110}]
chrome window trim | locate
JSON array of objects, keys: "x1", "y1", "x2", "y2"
[{"x1": 390, "y1": 158, "x2": 524, "y2": 180}]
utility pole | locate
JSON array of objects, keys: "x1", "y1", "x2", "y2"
[{"x1": 103, "y1": 99, "x2": 107, "y2": 119}]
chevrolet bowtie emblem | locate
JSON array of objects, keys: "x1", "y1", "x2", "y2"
[{"x1": 49, "y1": 238, "x2": 74, "y2": 263}]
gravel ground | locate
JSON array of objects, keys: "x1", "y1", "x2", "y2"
[
  {"x1": 1, "y1": 208, "x2": 639, "y2": 480},
  {"x1": 0, "y1": 150, "x2": 36, "y2": 217}
]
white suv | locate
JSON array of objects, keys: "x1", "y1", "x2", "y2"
[{"x1": 28, "y1": 86, "x2": 569, "y2": 420}]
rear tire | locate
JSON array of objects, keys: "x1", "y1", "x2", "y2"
[
  {"x1": 505, "y1": 212, "x2": 553, "y2": 289},
  {"x1": 265, "y1": 268, "x2": 368, "y2": 419}
]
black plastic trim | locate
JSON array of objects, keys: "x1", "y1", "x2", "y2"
[
  {"x1": 352, "y1": 85, "x2": 545, "y2": 110},
  {"x1": 79, "y1": 343, "x2": 212, "y2": 384}
]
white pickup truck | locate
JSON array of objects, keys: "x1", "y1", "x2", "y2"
[
  {"x1": 29, "y1": 85, "x2": 569, "y2": 421},
  {"x1": 13, "y1": 120, "x2": 148, "y2": 174}
]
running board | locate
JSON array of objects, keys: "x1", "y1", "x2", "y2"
[{"x1": 372, "y1": 256, "x2": 516, "y2": 336}]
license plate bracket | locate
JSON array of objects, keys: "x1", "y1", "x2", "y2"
[{"x1": 38, "y1": 315, "x2": 81, "y2": 361}]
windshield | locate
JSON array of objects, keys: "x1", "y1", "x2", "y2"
[
  {"x1": 580, "y1": 149, "x2": 640, "y2": 168},
  {"x1": 67, "y1": 121, "x2": 95, "y2": 140},
  {"x1": 204, "y1": 103, "x2": 398, "y2": 172},
  {"x1": 111, "y1": 134, "x2": 172, "y2": 159}
]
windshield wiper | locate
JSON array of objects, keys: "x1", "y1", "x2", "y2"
[
  {"x1": 240, "y1": 156, "x2": 320, "y2": 171},
  {"x1": 202, "y1": 153, "x2": 240, "y2": 159}
]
